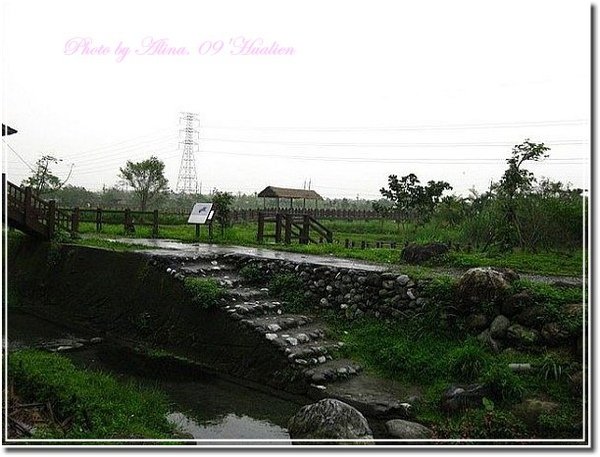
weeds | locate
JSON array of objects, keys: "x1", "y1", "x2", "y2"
[
  {"x1": 7, "y1": 349, "x2": 173, "y2": 439},
  {"x1": 183, "y1": 277, "x2": 224, "y2": 309}
]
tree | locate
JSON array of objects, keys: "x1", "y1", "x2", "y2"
[
  {"x1": 379, "y1": 173, "x2": 452, "y2": 230},
  {"x1": 118, "y1": 156, "x2": 168, "y2": 211},
  {"x1": 212, "y1": 190, "x2": 234, "y2": 235},
  {"x1": 22, "y1": 155, "x2": 72, "y2": 196},
  {"x1": 494, "y1": 139, "x2": 550, "y2": 251}
]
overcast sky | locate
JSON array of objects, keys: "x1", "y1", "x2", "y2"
[{"x1": 1, "y1": 0, "x2": 590, "y2": 199}]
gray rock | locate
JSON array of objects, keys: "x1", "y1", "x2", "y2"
[
  {"x1": 489, "y1": 315, "x2": 511, "y2": 339},
  {"x1": 441, "y1": 384, "x2": 489, "y2": 413},
  {"x1": 401, "y1": 242, "x2": 449, "y2": 264},
  {"x1": 385, "y1": 419, "x2": 433, "y2": 440},
  {"x1": 456, "y1": 267, "x2": 517, "y2": 309},
  {"x1": 501, "y1": 291, "x2": 532, "y2": 317},
  {"x1": 466, "y1": 313, "x2": 489, "y2": 331},
  {"x1": 396, "y1": 275, "x2": 410, "y2": 286},
  {"x1": 512, "y1": 399, "x2": 559, "y2": 428},
  {"x1": 477, "y1": 328, "x2": 500, "y2": 353},
  {"x1": 540, "y1": 322, "x2": 571, "y2": 344},
  {"x1": 267, "y1": 323, "x2": 282, "y2": 332},
  {"x1": 382, "y1": 280, "x2": 396, "y2": 290},
  {"x1": 288, "y1": 399, "x2": 373, "y2": 442},
  {"x1": 506, "y1": 324, "x2": 540, "y2": 346}
]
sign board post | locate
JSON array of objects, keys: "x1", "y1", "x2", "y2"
[{"x1": 187, "y1": 203, "x2": 215, "y2": 241}]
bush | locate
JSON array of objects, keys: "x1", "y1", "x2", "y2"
[
  {"x1": 447, "y1": 342, "x2": 490, "y2": 382},
  {"x1": 183, "y1": 277, "x2": 224, "y2": 309},
  {"x1": 481, "y1": 365, "x2": 524, "y2": 403}
]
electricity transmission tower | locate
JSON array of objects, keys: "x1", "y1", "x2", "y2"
[{"x1": 176, "y1": 112, "x2": 199, "y2": 193}]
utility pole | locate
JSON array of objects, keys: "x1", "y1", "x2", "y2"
[{"x1": 176, "y1": 112, "x2": 199, "y2": 193}]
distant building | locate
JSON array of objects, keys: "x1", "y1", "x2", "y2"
[{"x1": 257, "y1": 186, "x2": 323, "y2": 208}]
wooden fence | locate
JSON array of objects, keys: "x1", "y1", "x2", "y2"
[{"x1": 231, "y1": 208, "x2": 396, "y2": 222}]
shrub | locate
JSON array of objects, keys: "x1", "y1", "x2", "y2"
[
  {"x1": 183, "y1": 277, "x2": 224, "y2": 309},
  {"x1": 481, "y1": 364, "x2": 524, "y2": 403},
  {"x1": 447, "y1": 342, "x2": 490, "y2": 381}
]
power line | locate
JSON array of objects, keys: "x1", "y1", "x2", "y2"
[
  {"x1": 2, "y1": 140, "x2": 35, "y2": 172},
  {"x1": 202, "y1": 119, "x2": 588, "y2": 132},
  {"x1": 197, "y1": 137, "x2": 587, "y2": 148}
]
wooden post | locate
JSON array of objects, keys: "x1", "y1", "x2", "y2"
[
  {"x1": 345, "y1": 238, "x2": 349, "y2": 248},
  {"x1": 257, "y1": 212, "x2": 265, "y2": 243},
  {"x1": 47, "y1": 200, "x2": 56, "y2": 239},
  {"x1": 96, "y1": 208, "x2": 103, "y2": 232},
  {"x1": 301, "y1": 214, "x2": 310, "y2": 244},
  {"x1": 208, "y1": 220, "x2": 213, "y2": 239},
  {"x1": 195, "y1": 224, "x2": 201, "y2": 240},
  {"x1": 360, "y1": 240, "x2": 366, "y2": 249},
  {"x1": 71, "y1": 207, "x2": 80, "y2": 234},
  {"x1": 152, "y1": 210, "x2": 159, "y2": 238},
  {"x1": 284, "y1": 214, "x2": 292, "y2": 244},
  {"x1": 275, "y1": 213, "x2": 283, "y2": 243}
]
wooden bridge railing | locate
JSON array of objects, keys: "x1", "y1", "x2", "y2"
[{"x1": 5, "y1": 177, "x2": 73, "y2": 239}]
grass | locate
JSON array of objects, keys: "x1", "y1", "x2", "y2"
[
  {"x1": 7, "y1": 349, "x2": 174, "y2": 440},
  {"x1": 325, "y1": 316, "x2": 582, "y2": 438},
  {"x1": 183, "y1": 277, "x2": 224, "y2": 309},
  {"x1": 72, "y1": 220, "x2": 585, "y2": 277}
]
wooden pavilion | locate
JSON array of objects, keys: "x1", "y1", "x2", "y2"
[{"x1": 257, "y1": 186, "x2": 323, "y2": 209}]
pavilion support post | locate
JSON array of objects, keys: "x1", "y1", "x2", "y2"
[
  {"x1": 275, "y1": 213, "x2": 283, "y2": 243},
  {"x1": 284, "y1": 214, "x2": 292, "y2": 244},
  {"x1": 257, "y1": 212, "x2": 265, "y2": 243}
]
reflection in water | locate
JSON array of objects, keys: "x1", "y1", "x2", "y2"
[
  {"x1": 7, "y1": 311, "x2": 300, "y2": 441},
  {"x1": 167, "y1": 412, "x2": 290, "y2": 441}
]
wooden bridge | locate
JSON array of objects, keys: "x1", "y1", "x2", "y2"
[
  {"x1": 4, "y1": 175, "x2": 74, "y2": 240},
  {"x1": 256, "y1": 212, "x2": 333, "y2": 245}
]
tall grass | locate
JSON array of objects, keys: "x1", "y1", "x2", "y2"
[{"x1": 7, "y1": 349, "x2": 174, "y2": 439}]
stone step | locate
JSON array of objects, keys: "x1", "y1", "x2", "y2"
[
  {"x1": 226, "y1": 287, "x2": 270, "y2": 300},
  {"x1": 285, "y1": 341, "x2": 344, "y2": 365},
  {"x1": 222, "y1": 299, "x2": 284, "y2": 317},
  {"x1": 241, "y1": 314, "x2": 313, "y2": 334},
  {"x1": 303, "y1": 358, "x2": 363, "y2": 385}
]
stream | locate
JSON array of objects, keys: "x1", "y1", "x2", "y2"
[{"x1": 6, "y1": 311, "x2": 303, "y2": 443}]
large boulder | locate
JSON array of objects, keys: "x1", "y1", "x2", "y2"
[
  {"x1": 401, "y1": 243, "x2": 449, "y2": 264},
  {"x1": 287, "y1": 399, "x2": 373, "y2": 443},
  {"x1": 385, "y1": 419, "x2": 433, "y2": 439},
  {"x1": 456, "y1": 267, "x2": 518, "y2": 310}
]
